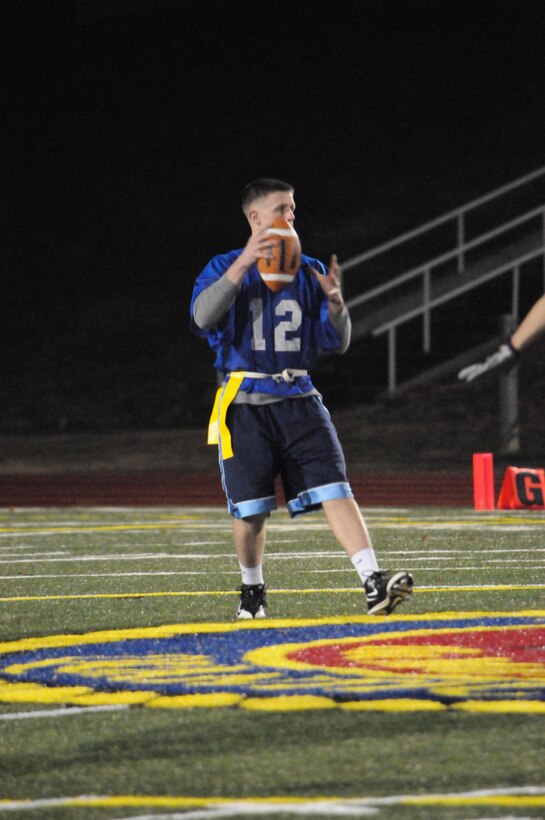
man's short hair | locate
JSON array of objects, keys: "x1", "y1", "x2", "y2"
[{"x1": 242, "y1": 178, "x2": 294, "y2": 215}]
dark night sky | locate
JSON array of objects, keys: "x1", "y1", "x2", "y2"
[{"x1": 3, "y1": 0, "x2": 545, "y2": 431}]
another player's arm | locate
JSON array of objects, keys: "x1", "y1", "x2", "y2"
[
  {"x1": 511, "y1": 293, "x2": 545, "y2": 351},
  {"x1": 458, "y1": 293, "x2": 545, "y2": 383}
]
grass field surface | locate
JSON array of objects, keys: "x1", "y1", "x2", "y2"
[{"x1": 0, "y1": 504, "x2": 544, "y2": 819}]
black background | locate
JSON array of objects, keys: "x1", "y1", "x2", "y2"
[{"x1": 4, "y1": 0, "x2": 545, "y2": 433}]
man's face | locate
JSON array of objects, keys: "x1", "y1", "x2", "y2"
[{"x1": 249, "y1": 190, "x2": 296, "y2": 231}]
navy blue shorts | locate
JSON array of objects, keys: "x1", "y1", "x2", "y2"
[{"x1": 219, "y1": 396, "x2": 353, "y2": 519}]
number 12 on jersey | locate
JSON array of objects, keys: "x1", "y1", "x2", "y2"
[{"x1": 250, "y1": 298, "x2": 302, "y2": 352}]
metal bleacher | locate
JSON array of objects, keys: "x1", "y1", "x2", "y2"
[{"x1": 341, "y1": 165, "x2": 545, "y2": 396}]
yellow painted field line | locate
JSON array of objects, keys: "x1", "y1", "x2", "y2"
[
  {"x1": 1, "y1": 513, "x2": 545, "y2": 536},
  {"x1": 1, "y1": 791, "x2": 545, "y2": 812},
  {"x1": 401, "y1": 794, "x2": 545, "y2": 807},
  {"x1": 0, "y1": 584, "x2": 544, "y2": 603},
  {"x1": 0, "y1": 522, "x2": 195, "y2": 535},
  {"x1": 2, "y1": 610, "x2": 543, "y2": 653}
]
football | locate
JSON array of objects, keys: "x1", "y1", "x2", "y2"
[{"x1": 257, "y1": 217, "x2": 301, "y2": 291}]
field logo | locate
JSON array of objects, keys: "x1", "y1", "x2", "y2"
[{"x1": 1, "y1": 612, "x2": 544, "y2": 712}]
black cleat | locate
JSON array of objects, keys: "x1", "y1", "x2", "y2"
[
  {"x1": 364, "y1": 571, "x2": 414, "y2": 615},
  {"x1": 237, "y1": 583, "x2": 267, "y2": 620}
]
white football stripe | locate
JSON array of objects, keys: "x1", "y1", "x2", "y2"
[
  {"x1": 265, "y1": 227, "x2": 296, "y2": 236},
  {"x1": 259, "y1": 273, "x2": 295, "y2": 282}
]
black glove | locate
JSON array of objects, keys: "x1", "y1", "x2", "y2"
[{"x1": 458, "y1": 340, "x2": 520, "y2": 383}]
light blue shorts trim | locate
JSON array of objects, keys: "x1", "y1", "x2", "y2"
[
  {"x1": 228, "y1": 494, "x2": 277, "y2": 520},
  {"x1": 287, "y1": 481, "x2": 354, "y2": 518}
]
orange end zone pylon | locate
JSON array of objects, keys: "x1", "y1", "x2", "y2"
[{"x1": 472, "y1": 453, "x2": 495, "y2": 510}]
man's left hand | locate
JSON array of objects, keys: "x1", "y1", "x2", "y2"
[{"x1": 309, "y1": 254, "x2": 344, "y2": 313}]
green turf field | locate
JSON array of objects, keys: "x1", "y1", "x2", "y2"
[{"x1": 0, "y1": 505, "x2": 544, "y2": 819}]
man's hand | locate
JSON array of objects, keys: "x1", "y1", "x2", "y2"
[
  {"x1": 458, "y1": 341, "x2": 520, "y2": 383},
  {"x1": 309, "y1": 254, "x2": 344, "y2": 313},
  {"x1": 239, "y1": 227, "x2": 277, "y2": 268},
  {"x1": 226, "y1": 228, "x2": 278, "y2": 287}
]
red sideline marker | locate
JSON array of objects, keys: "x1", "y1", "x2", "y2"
[{"x1": 473, "y1": 452, "x2": 495, "y2": 510}]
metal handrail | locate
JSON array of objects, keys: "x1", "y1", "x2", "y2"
[
  {"x1": 377, "y1": 241, "x2": 545, "y2": 395},
  {"x1": 340, "y1": 165, "x2": 545, "y2": 395},
  {"x1": 341, "y1": 164, "x2": 545, "y2": 272},
  {"x1": 346, "y1": 205, "x2": 545, "y2": 311},
  {"x1": 374, "y1": 246, "x2": 545, "y2": 335}
]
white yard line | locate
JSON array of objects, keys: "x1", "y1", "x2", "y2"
[
  {"x1": 1, "y1": 550, "x2": 544, "y2": 567},
  {"x1": 2, "y1": 521, "x2": 544, "y2": 538},
  {"x1": 0, "y1": 552, "x2": 70, "y2": 558},
  {"x1": 0, "y1": 705, "x2": 129, "y2": 721},
  {"x1": 0, "y1": 550, "x2": 358, "y2": 565},
  {"x1": 0, "y1": 553, "x2": 235, "y2": 564},
  {"x1": 0, "y1": 571, "x2": 239, "y2": 580},
  {"x1": 1, "y1": 569, "x2": 544, "y2": 582}
]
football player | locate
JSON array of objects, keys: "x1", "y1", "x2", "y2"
[
  {"x1": 190, "y1": 178, "x2": 413, "y2": 618},
  {"x1": 459, "y1": 293, "x2": 545, "y2": 382}
]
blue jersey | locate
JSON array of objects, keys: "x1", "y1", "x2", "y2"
[{"x1": 190, "y1": 250, "x2": 343, "y2": 398}]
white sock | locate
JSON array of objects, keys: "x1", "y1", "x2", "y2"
[
  {"x1": 350, "y1": 548, "x2": 379, "y2": 584},
  {"x1": 239, "y1": 563, "x2": 264, "y2": 586}
]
